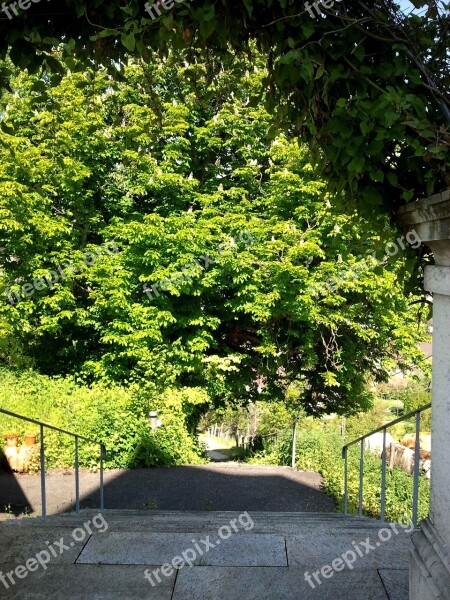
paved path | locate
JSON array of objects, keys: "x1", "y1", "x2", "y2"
[{"x1": 0, "y1": 464, "x2": 334, "y2": 518}]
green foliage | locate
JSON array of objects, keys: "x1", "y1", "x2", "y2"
[
  {"x1": 252, "y1": 417, "x2": 430, "y2": 523},
  {"x1": 0, "y1": 8, "x2": 439, "y2": 483},
  {"x1": 0, "y1": 54, "x2": 427, "y2": 418},
  {"x1": 343, "y1": 442, "x2": 430, "y2": 523},
  {"x1": 396, "y1": 380, "x2": 432, "y2": 432},
  {"x1": 368, "y1": 376, "x2": 432, "y2": 435},
  {"x1": 129, "y1": 420, "x2": 206, "y2": 468},
  {"x1": 344, "y1": 399, "x2": 396, "y2": 442},
  {"x1": 254, "y1": 401, "x2": 293, "y2": 435},
  {"x1": 0, "y1": 368, "x2": 205, "y2": 468},
  {"x1": 0, "y1": 2, "x2": 447, "y2": 215}
]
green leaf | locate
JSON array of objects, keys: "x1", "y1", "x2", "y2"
[
  {"x1": 242, "y1": 0, "x2": 253, "y2": 16},
  {"x1": 299, "y1": 60, "x2": 314, "y2": 83},
  {"x1": 199, "y1": 18, "x2": 216, "y2": 38},
  {"x1": 314, "y1": 66, "x2": 324, "y2": 80},
  {"x1": 30, "y1": 80, "x2": 47, "y2": 92},
  {"x1": 370, "y1": 169, "x2": 384, "y2": 182},
  {"x1": 402, "y1": 190, "x2": 415, "y2": 201},
  {"x1": 360, "y1": 121, "x2": 371, "y2": 135},
  {"x1": 121, "y1": 32, "x2": 136, "y2": 52},
  {"x1": 348, "y1": 156, "x2": 365, "y2": 173},
  {"x1": 302, "y1": 22, "x2": 315, "y2": 39},
  {"x1": 387, "y1": 172, "x2": 398, "y2": 186},
  {"x1": 96, "y1": 29, "x2": 121, "y2": 39}
]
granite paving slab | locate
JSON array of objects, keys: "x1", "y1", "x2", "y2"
[
  {"x1": 77, "y1": 531, "x2": 287, "y2": 567},
  {"x1": 0, "y1": 526, "x2": 89, "y2": 564},
  {"x1": 172, "y1": 566, "x2": 389, "y2": 600},
  {"x1": 0, "y1": 564, "x2": 175, "y2": 600},
  {"x1": 287, "y1": 527, "x2": 412, "y2": 570},
  {"x1": 378, "y1": 569, "x2": 409, "y2": 600}
]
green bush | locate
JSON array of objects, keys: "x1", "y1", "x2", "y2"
[
  {"x1": 254, "y1": 418, "x2": 430, "y2": 523},
  {"x1": 129, "y1": 414, "x2": 207, "y2": 467},
  {"x1": 0, "y1": 368, "x2": 205, "y2": 469}
]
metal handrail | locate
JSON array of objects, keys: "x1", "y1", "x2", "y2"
[
  {"x1": 342, "y1": 403, "x2": 431, "y2": 451},
  {"x1": 0, "y1": 407, "x2": 105, "y2": 517},
  {"x1": 342, "y1": 403, "x2": 431, "y2": 526}
]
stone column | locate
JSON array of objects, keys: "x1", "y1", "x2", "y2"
[{"x1": 397, "y1": 190, "x2": 450, "y2": 599}]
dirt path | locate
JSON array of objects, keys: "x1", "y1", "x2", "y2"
[
  {"x1": 206, "y1": 449, "x2": 229, "y2": 461},
  {"x1": 201, "y1": 434, "x2": 240, "y2": 462}
]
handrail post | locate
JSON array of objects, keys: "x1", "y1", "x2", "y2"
[
  {"x1": 342, "y1": 446, "x2": 348, "y2": 515},
  {"x1": 412, "y1": 411, "x2": 421, "y2": 527},
  {"x1": 75, "y1": 435, "x2": 80, "y2": 515},
  {"x1": 0, "y1": 407, "x2": 104, "y2": 516},
  {"x1": 359, "y1": 440, "x2": 364, "y2": 517},
  {"x1": 100, "y1": 444, "x2": 105, "y2": 510},
  {"x1": 381, "y1": 428, "x2": 387, "y2": 523},
  {"x1": 341, "y1": 402, "x2": 431, "y2": 523},
  {"x1": 39, "y1": 424, "x2": 46, "y2": 518}
]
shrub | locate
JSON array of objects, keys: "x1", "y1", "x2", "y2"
[
  {"x1": 253, "y1": 417, "x2": 430, "y2": 523},
  {"x1": 0, "y1": 368, "x2": 205, "y2": 469}
]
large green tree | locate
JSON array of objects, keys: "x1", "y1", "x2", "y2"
[
  {"x1": 0, "y1": 52, "x2": 426, "y2": 415},
  {"x1": 0, "y1": 1, "x2": 448, "y2": 213}
]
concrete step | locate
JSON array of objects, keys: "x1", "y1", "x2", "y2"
[
  {"x1": 0, "y1": 510, "x2": 411, "y2": 599},
  {"x1": 0, "y1": 563, "x2": 408, "y2": 600},
  {"x1": 0, "y1": 509, "x2": 388, "y2": 533}
]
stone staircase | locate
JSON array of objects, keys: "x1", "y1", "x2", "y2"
[{"x1": 0, "y1": 510, "x2": 411, "y2": 599}]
